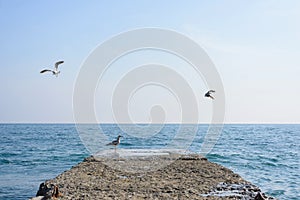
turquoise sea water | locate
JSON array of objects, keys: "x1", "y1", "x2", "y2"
[{"x1": 0, "y1": 124, "x2": 299, "y2": 199}]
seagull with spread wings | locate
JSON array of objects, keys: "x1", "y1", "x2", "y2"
[
  {"x1": 40, "y1": 61, "x2": 64, "y2": 77},
  {"x1": 205, "y1": 90, "x2": 215, "y2": 100}
]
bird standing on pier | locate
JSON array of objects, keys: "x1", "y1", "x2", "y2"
[
  {"x1": 40, "y1": 61, "x2": 64, "y2": 77},
  {"x1": 106, "y1": 135, "x2": 122, "y2": 151}
]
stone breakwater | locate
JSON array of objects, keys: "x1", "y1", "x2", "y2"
[{"x1": 31, "y1": 152, "x2": 276, "y2": 200}]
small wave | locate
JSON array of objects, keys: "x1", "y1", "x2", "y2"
[
  {"x1": 0, "y1": 159, "x2": 11, "y2": 164},
  {"x1": 119, "y1": 142, "x2": 134, "y2": 147},
  {"x1": 0, "y1": 152, "x2": 19, "y2": 157},
  {"x1": 206, "y1": 153, "x2": 231, "y2": 162},
  {"x1": 268, "y1": 189, "x2": 285, "y2": 196}
]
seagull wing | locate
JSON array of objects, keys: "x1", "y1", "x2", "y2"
[
  {"x1": 208, "y1": 90, "x2": 215, "y2": 93},
  {"x1": 54, "y1": 61, "x2": 64, "y2": 70},
  {"x1": 40, "y1": 69, "x2": 53, "y2": 74},
  {"x1": 106, "y1": 139, "x2": 118, "y2": 146},
  {"x1": 111, "y1": 139, "x2": 118, "y2": 145},
  {"x1": 106, "y1": 141, "x2": 115, "y2": 146}
]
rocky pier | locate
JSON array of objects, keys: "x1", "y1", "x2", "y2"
[{"x1": 31, "y1": 150, "x2": 276, "y2": 200}]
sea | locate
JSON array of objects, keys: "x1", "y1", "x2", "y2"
[{"x1": 0, "y1": 124, "x2": 299, "y2": 200}]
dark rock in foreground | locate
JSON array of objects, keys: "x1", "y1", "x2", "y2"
[{"x1": 32, "y1": 150, "x2": 276, "y2": 199}]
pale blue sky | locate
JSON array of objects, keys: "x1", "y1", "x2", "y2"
[{"x1": 0, "y1": 0, "x2": 299, "y2": 123}]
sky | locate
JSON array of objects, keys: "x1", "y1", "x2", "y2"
[{"x1": 0, "y1": 0, "x2": 300, "y2": 123}]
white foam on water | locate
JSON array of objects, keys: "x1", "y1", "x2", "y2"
[{"x1": 94, "y1": 148, "x2": 187, "y2": 158}]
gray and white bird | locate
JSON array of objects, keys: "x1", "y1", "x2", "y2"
[
  {"x1": 106, "y1": 135, "x2": 122, "y2": 150},
  {"x1": 40, "y1": 61, "x2": 64, "y2": 77},
  {"x1": 205, "y1": 90, "x2": 215, "y2": 99}
]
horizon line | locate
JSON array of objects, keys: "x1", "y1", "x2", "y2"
[{"x1": 0, "y1": 122, "x2": 299, "y2": 125}]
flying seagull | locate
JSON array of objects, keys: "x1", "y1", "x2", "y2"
[
  {"x1": 205, "y1": 90, "x2": 215, "y2": 99},
  {"x1": 106, "y1": 135, "x2": 122, "y2": 150},
  {"x1": 40, "y1": 61, "x2": 64, "y2": 77}
]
